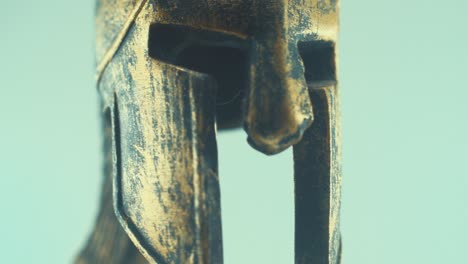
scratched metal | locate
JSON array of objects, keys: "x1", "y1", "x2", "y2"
[
  {"x1": 294, "y1": 82, "x2": 342, "y2": 264},
  {"x1": 77, "y1": 0, "x2": 341, "y2": 263}
]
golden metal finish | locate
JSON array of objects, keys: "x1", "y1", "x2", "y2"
[{"x1": 77, "y1": 1, "x2": 341, "y2": 263}]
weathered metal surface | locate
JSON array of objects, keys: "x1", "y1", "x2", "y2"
[
  {"x1": 77, "y1": 0, "x2": 341, "y2": 263},
  {"x1": 75, "y1": 109, "x2": 147, "y2": 264},
  {"x1": 294, "y1": 82, "x2": 342, "y2": 264},
  {"x1": 110, "y1": 61, "x2": 222, "y2": 263}
]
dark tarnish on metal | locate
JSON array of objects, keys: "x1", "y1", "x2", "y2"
[{"x1": 76, "y1": 0, "x2": 341, "y2": 263}]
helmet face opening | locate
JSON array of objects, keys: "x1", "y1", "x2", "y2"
[{"x1": 96, "y1": 0, "x2": 339, "y2": 154}]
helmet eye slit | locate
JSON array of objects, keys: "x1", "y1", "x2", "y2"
[
  {"x1": 298, "y1": 41, "x2": 336, "y2": 86},
  {"x1": 148, "y1": 23, "x2": 250, "y2": 129}
]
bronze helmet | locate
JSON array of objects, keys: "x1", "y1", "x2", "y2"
[{"x1": 78, "y1": 1, "x2": 341, "y2": 263}]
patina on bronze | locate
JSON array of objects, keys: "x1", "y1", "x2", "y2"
[{"x1": 76, "y1": 0, "x2": 341, "y2": 263}]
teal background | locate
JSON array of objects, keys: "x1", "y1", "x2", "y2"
[{"x1": 1, "y1": 0, "x2": 467, "y2": 263}]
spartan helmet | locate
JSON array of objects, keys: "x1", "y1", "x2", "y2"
[{"x1": 89, "y1": 0, "x2": 341, "y2": 263}]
